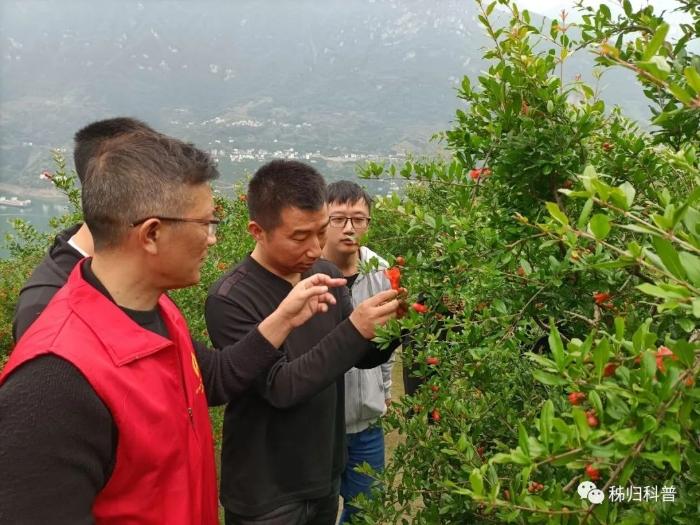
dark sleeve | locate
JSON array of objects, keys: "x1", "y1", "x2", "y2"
[
  {"x1": 337, "y1": 275, "x2": 399, "y2": 370},
  {"x1": 192, "y1": 328, "x2": 284, "y2": 407},
  {"x1": 12, "y1": 286, "x2": 61, "y2": 342},
  {"x1": 205, "y1": 292, "x2": 375, "y2": 409},
  {"x1": 0, "y1": 355, "x2": 116, "y2": 525}
]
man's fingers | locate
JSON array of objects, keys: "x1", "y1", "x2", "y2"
[
  {"x1": 372, "y1": 298, "x2": 400, "y2": 318},
  {"x1": 366, "y1": 289, "x2": 399, "y2": 305},
  {"x1": 303, "y1": 274, "x2": 347, "y2": 289}
]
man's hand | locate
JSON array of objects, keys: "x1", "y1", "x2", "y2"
[
  {"x1": 277, "y1": 273, "x2": 348, "y2": 329},
  {"x1": 349, "y1": 289, "x2": 400, "y2": 340},
  {"x1": 258, "y1": 273, "x2": 347, "y2": 348}
]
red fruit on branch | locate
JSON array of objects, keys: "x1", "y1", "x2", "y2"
[
  {"x1": 586, "y1": 410, "x2": 599, "y2": 428},
  {"x1": 585, "y1": 464, "x2": 601, "y2": 480},
  {"x1": 426, "y1": 356, "x2": 440, "y2": 366},
  {"x1": 562, "y1": 179, "x2": 573, "y2": 189},
  {"x1": 477, "y1": 446, "x2": 485, "y2": 458},
  {"x1": 593, "y1": 291, "x2": 611, "y2": 305},
  {"x1": 430, "y1": 409, "x2": 441, "y2": 423},
  {"x1": 503, "y1": 489, "x2": 511, "y2": 501},
  {"x1": 239, "y1": 194, "x2": 247, "y2": 201},
  {"x1": 528, "y1": 482, "x2": 544, "y2": 493},
  {"x1": 602, "y1": 142, "x2": 613, "y2": 152},
  {"x1": 567, "y1": 392, "x2": 585, "y2": 405},
  {"x1": 217, "y1": 262, "x2": 227, "y2": 271},
  {"x1": 412, "y1": 302, "x2": 428, "y2": 314},
  {"x1": 384, "y1": 267, "x2": 401, "y2": 291},
  {"x1": 395, "y1": 256, "x2": 405, "y2": 266},
  {"x1": 430, "y1": 385, "x2": 440, "y2": 392},
  {"x1": 603, "y1": 362, "x2": 618, "y2": 377},
  {"x1": 517, "y1": 266, "x2": 526, "y2": 277}
]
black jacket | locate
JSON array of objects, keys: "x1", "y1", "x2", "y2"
[
  {"x1": 12, "y1": 224, "x2": 83, "y2": 342},
  {"x1": 205, "y1": 255, "x2": 396, "y2": 517}
]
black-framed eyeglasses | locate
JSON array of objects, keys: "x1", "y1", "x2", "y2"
[
  {"x1": 329, "y1": 216, "x2": 371, "y2": 229},
  {"x1": 130, "y1": 216, "x2": 221, "y2": 237}
]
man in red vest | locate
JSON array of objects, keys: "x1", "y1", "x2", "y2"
[{"x1": 0, "y1": 130, "x2": 347, "y2": 524}]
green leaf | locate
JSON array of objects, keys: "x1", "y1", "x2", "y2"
[
  {"x1": 619, "y1": 182, "x2": 636, "y2": 209},
  {"x1": 652, "y1": 236, "x2": 686, "y2": 279},
  {"x1": 615, "y1": 427, "x2": 642, "y2": 445},
  {"x1": 549, "y1": 325, "x2": 566, "y2": 372},
  {"x1": 588, "y1": 390, "x2": 603, "y2": 419},
  {"x1": 693, "y1": 298, "x2": 700, "y2": 318},
  {"x1": 532, "y1": 370, "x2": 568, "y2": 386},
  {"x1": 614, "y1": 317, "x2": 625, "y2": 340},
  {"x1": 636, "y1": 283, "x2": 691, "y2": 299},
  {"x1": 669, "y1": 83, "x2": 693, "y2": 105},
  {"x1": 546, "y1": 201, "x2": 569, "y2": 226},
  {"x1": 593, "y1": 339, "x2": 611, "y2": 380},
  {"x1": 518, "y1": 424, "x2": 530, "y2": 458},
  {"x1": 470, "y1": 468, "x2": 484, "y2": 496},
  {"x1": 638, "y1": 56, "x2": 671, "y2": 80},
  {"x1": 540, "y1": 400, "x2": 553, "y2": 449},
  {"x1": 679, "y1": 252, "x2": 700, "y2": 286},
  {"x1": 642, "y1": 23, "x2": 669, "y2": 61},
  {"x1": 589, "y1": 214, "x2": 611, "y2": 240},
  {"x1": 684, "y1": 66, "x2": 700, "y2": 93},
  {"x1": 572, "y1": 407, "x2": 590, "y2": 440},
  {"x1": 578, "y1": 198, "x2": 594, "y2": 229}
]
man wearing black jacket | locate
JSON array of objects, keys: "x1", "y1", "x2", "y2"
[{"x1": 206, "y1": 160, "x2": 401, "y2": 525}]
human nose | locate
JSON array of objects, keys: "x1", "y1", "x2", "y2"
[{"x1": 307, "y1": 235, "x2": 323, "y2": 259}]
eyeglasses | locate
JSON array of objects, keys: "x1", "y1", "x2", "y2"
[
  {"x1": 329, "y1": 216, "x2": 371, "y2": 229},
  {"x1": 130, "y1": 216, "x2": 221, "y2": 237}
]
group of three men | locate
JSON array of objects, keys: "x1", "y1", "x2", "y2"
[{"x1": 0, "y1": 118, "x2": 401, "y2": 524}]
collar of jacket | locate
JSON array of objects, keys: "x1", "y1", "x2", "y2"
[{"x1": 66, "y1": 259, "x2": 175, "y2": 366}]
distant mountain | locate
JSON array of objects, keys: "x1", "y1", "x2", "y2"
[{"x1": 0, "y1": 0, "x2": 648, "y2": 194}]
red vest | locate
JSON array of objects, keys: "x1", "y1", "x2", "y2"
[{"x1": 1, "y1": 261, "x2": 218, "y2": 525}]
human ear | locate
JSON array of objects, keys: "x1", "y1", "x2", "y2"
[{"x1": 247, "y1": 221, "x2": 264, "y2": 242}]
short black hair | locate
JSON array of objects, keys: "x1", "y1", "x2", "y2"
[
  {"x1": 247, "y1": 160, "x2": 327, "y2": 230},
  {"x1": 326, "y1": 180, "x2": 372, "y2": 210},
  {"x1": 82, "y1": 132, "x2": 219, "y2": 250},
  {"x1": 73, "y1": 117, "x2": 156, "y2": 183}
]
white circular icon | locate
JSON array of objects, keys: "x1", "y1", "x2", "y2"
[
  {"x1": 588, "y1": 488, "x2": 605, "y2": 504},
  {"x1": 577, "y1": 481, "x2": 596, "y2": 499},
  {"x1": 577, "y1": 481, "x2": 605, "y2": 504}
]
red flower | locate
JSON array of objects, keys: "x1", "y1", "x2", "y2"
[
  {"x1": 593, "y1": 291, "x2": 611, "y2": 305},
  {"x1": 603, "y1": 362, "x2": 618, "y2": 377},
  {"x1": 426, "y1": 356, "x2": 440, "y2": 366},
  {"x1": 470, "y1": 167, "x2": 491, "y2": 181},
  {"x1": 585, "y1": 464, "x2": 601, "y2": 480},
  {"x1": 567, "y1": 392, "x2": 585, "y2": 405},
  {"x1": 430, "y1": 408, "x2": 441, "y2": 423},
  {"x1": 656, "y1": 345, "x2": 677, "y2": 373},
  {"x1": 412, "y1": 302, "x2": 428, "y2": 314},
  {"x1": 384, "y1": 267, "x2": 401, "y2": 291}
]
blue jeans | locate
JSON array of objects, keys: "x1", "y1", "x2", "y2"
[{"x1": 339, "y1": 425, "x2": 385, "y2": 524}]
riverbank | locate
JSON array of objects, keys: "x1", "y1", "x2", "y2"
[{"x1": 0, "y1": 183, "x2": 65, "y2": 201}]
